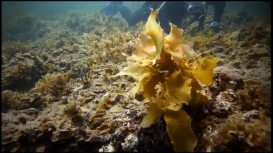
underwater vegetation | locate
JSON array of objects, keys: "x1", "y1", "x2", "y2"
[
  {"x1": 117, "y1": 9, "x2": 218, "y2": 152},
  {"x1": 1, "y1": 3, "x2": 271, "y2": 152},
  {"x1": 35, "y1": 71, "x2": 72, "y2": 97},
  {"x1": 202, "y1": 110, "x2": 270, "y2": 152}
]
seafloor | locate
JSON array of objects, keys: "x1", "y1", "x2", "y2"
[{"x1": 1, "y1": 10, "x2": 271, "y2": 152}]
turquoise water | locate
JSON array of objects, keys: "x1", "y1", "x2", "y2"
[
  {"x1": 2, "y1": 1, "x2": 270, "y2": 20},
  {"x1": 2, "y1": 1, "x2": 144, "y2": 20},
  {"x1": 226, "y1": 2, "x2": 271, "y2": 20},
  {"x1": 2, "y1": 1, "x2": 271, "y2": 42}
]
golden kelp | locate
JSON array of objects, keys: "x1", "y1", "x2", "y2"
[
  {"x1": 145, "y1": 9, "x2": 164, "y2": 61},
  {"x1": 116, "y1": 9, "x2": 218, "y2": 152}
]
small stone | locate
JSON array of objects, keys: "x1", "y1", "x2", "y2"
[
  {"x1": 61, "y1": 96, "x2": 68, "y2": 104},
  {"x1": 99, "y1": 142, "x2": 115, "y2": 152},
  {"x1": 36, "y1": 145, "x2": 46, "y2": 152},
  {"x1": 121, "y1": 133, "x2": 138, "y2": 151},
  {"x1": 242, "y1": 110, "x2": 259, "y2": 121}
]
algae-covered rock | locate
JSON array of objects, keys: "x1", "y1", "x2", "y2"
[
  {"x1": 2, "y1": 47, "x2": 46, "y2": 91},
  {"x1": 2, "y1": 90, "x2": 47, "y2": 111}
]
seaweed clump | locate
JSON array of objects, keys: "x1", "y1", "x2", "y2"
[
  {"x1": 238, "y1": 23, "x2": 271, "y2": 47},
  {"x1": 63, "y1": 102, "x2": 81, "y2": 118},
  {"x1": 204, "y1": 113, "x2": 270, "y2": 152},
  {"x1": 117, "y1": 9, "x2": 218, "y2": 152},
  {"x1": 2, "y1": 41, "x2": 28, "y2": 59},
  {"x1": 35, "y1": 72, "x2": 72, "y2": 97}
]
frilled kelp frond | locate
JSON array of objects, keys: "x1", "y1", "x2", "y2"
[
  {"x1": 145, "y1": 9, "x2": 164, "y2": 61},
  {"x1": 193, "y1": 55, "x2": 218, "y2": 86},
  {"x1": 164, "y1": 109, "x2": 197, "y2": 152},
  {"x1": 116, "y1": 9, "x2": 218, "y2": 152}
]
